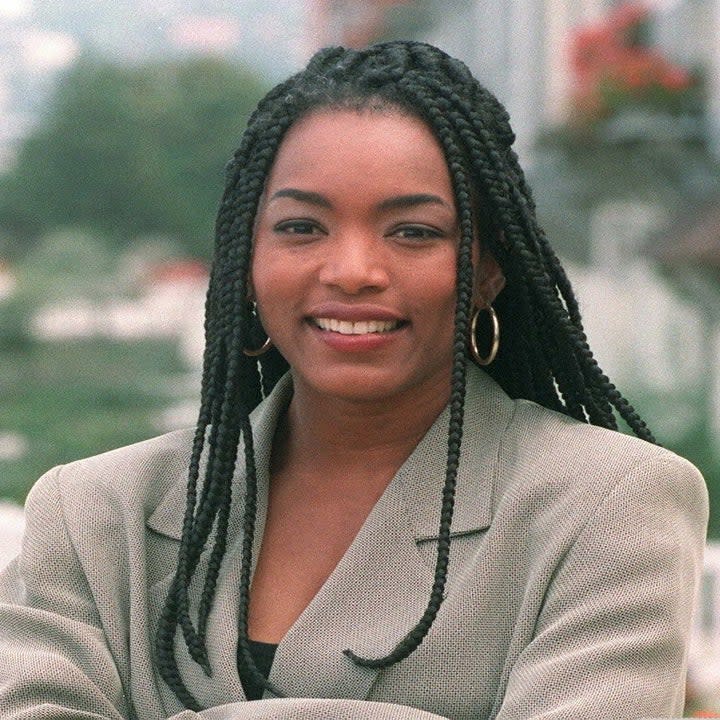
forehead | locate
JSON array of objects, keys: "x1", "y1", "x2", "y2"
[{"x1": 263, "y1": 109, "x2": 453, "y2": 199}]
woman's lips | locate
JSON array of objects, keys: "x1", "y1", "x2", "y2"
[
  {"x1": 305, "y1": 315, "x2": 407, "y2": 352},
  {"x1": 304, "y1": 302, "x2": 408, "y2": 346}
]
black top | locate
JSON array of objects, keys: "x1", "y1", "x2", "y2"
[{"x1": 238, "y1": 639, "x2": 278, "y2": 701}]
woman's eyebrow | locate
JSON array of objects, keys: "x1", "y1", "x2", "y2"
[
  {"x1": 377, "y1": 193, "x2": 450, "y2": 211},
  {"x1": 268, "y1": 189, "x2": 451, "y2": 212},
  {"x1": 269, "y1": 188, "x2": 331, "y2": 207}
]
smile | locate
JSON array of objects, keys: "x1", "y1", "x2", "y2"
[{"x1": 311, "y1": 318, "x2": 402, "y2": 335}]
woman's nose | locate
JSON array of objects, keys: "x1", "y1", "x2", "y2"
[{"x1": 318, "y1": 234, "x2": 390, "y2": 294}]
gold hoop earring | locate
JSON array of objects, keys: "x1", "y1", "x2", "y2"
[
  {"x1": 470, "y1": 304, "x2": 500, "y2": 366},
  {"x1": 243, "y1": 336, "x2": 272, "y2": 357},
  {"x1": 243, "y1": 302, "x2": 272, "y2": 357}
]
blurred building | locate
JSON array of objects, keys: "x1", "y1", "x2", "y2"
[
  {"x1": 304, "y1": 0, "x2": 720, "y2": 159},
  {"x1": 420, "y1": 0, "x2": 720, "y2": 160},
  {"x1": 654, "y1": 0, "x2": 720, "y2": 157},
  {"x1": 420, "y1": 0, "x2": 606, "y2": 159},
  {"x1": 307, "y1": 0, "x2": 413, "y2": 49}
]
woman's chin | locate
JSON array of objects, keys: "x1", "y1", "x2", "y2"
[{"x1": 289, "y1": 364, "x2": 452, "y2": 408}]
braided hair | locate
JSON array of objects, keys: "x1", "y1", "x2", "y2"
[{"x1": 155, "y1": 40, "x2": 655, "y2": 709}]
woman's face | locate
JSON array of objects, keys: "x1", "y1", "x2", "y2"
[{"x1": 251, "y1": 109, "x2": 493, "y2": 406}]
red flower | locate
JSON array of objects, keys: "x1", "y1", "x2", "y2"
[
  {"x1": 661, "y1": 65, "x2": 692, "y2": 91},
  {"x1": 568, "y1": 0, "x2": 697, "y2": 122}
]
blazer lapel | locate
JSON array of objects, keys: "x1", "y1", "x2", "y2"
[
  {"x1": 404, "y1": 365, "x2": 513, "y2": 542},
  {"x1": 270, "y1": 365, "x2": 512, "y2": 701},
  {"x1": 267, "y1": 457, "x2": 435, "y2": 700}
]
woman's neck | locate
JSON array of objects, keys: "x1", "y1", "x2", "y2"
[{"x1": 272, "y1": 375, "x2": 451, "y2": 487}]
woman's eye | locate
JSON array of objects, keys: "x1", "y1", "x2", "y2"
[
  {"x1": 275, "y1": 220, "x2": 322, "y2": 235},
  {"x1": 392, "y1": 225, "x2": 443, "y2": 240}
]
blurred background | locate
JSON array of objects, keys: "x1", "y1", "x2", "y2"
[{"x1": 0, "y1": 0, "x2": 719, "y2": 713}]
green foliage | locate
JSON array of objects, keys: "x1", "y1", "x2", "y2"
[
  {"x1": 19, "y1": 229, "x2": 116, "y2": 297},
  {"x1": 0, "y1": 229, "x2": 198, "y2": 502},
  {"x1": 674, "y1": 428, "x2": 720, "y2": 539},
  {"x1": 0, "y1": 338, "x2": 188, "y2": 503},
  {"x1": 629, "y1": 387, "x2": 720, "y2": 537},
  {"x1": 0, "y1": 230, "x2": 114, "y2": 350},
  {"x1": 0, "y1": 56, "x2": 269, "y2": 259}
]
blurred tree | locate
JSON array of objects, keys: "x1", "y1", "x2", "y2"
[
  {"x1": 0, "y1": 230, "x2": 115, "y2": 351},
  {"x1": 0, "y1": 56, "x2": 268, "y2": 259}
]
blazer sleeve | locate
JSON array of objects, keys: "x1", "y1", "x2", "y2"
[
  {"x1": 0, "y1": 465, "x2": 132, "y2": 719},
  {"x1": 174, "y1": 699, "x2": 448, "y2": 720},
  {"x1": 494, "y1": 453, "x2": 708, "y2": 720}
]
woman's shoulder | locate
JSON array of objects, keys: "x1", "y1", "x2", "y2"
[
  {"x1": 497, "y1": 392, "x2": 706, "y2": 519},
  {"x1": 509, "y1": 393, "x2": 692, "y2": 468},
  {"x1": 458, "y1": 382, "x2": 709, "y2": 572},
  {"x1": 468, "y1": 366, "x2": 701, "y2": 487},
  {"x1": 25, "y1": 428, "x2": 196, "y2": 527}
]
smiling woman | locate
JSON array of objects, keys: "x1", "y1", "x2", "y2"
[
  {"x1": 0, "y1": 41, "x2": 708, "y2": 720},
  {"x1": 250, "y1": 110, "x2": 486, "y2": 407}
]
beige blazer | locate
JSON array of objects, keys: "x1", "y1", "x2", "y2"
[{"x1": 0, "y1": 366, "x2": 708, "y2": 720}]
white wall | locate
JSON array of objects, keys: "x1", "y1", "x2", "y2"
[
  {"x1": 709, "y1": 0, "x2": 720, "y2": 159},
  {"x1": 0, "y1": 501, "x2": 24, "y2": 571},
  {"x1": 688, "y1": 541, "x2": 720, "y2": 711},
  {"x1": 427, "y1": 0, "x2": 616, "y2": 157}
]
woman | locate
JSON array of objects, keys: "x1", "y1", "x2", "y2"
[{"x1": 0, "y1": 41, "x2": 708, "y2": 719}]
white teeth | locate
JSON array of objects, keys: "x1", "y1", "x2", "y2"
[{"x1": 314, "y1": 318, "x2": 399, "y2": 335}]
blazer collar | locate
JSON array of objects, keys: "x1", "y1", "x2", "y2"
[
  {"x1": 146, "y1": 365, "x2": 515, "y2": 710},
  {"x1": 147, "y1": 365, "x2": 513, "y2": 544},
  {"x1": 397, "y1": 364, "x2": 514, "y2": 540},
  {"x1": 267, "y1": 366, "x2": 516, "y2": 702},
  {"x1": 146, "y1": 373, "x2": 293, "y2": 541}
]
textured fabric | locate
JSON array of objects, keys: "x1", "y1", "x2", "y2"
[{"x1": 0, "y1": 366, "x2": 708, "y2": 720}]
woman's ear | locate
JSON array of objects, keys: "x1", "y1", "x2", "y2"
[{"x1": 473, "y1": 249, "x2": 505, "y2": 306}]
